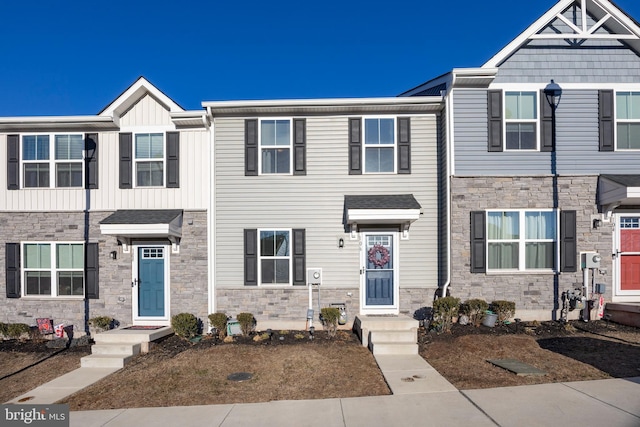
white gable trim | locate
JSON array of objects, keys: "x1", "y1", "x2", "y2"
[{"x1": 99, "y1": 77, "x2": 184, "y2": 120}]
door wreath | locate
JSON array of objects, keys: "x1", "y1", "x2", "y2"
[{"x1": 368, "y1": 244, "x2": 390, "y2": 268}]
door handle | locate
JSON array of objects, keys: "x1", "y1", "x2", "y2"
[{"x1": 132, "y1": 279, "x2": 138, "y2": 288}]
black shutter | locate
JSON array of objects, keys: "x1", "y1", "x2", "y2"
[
  {"x1": 560, "y1": 210, "x2": 577, "y2": 272},
  {"x1": 85, "y1": 133, "x2": 99, "y2": 189},
  {"x1": 397, "y1": 117, "x2": 411, "y2": 174},
  {"x1": 293, "y1": 119, "x2": 306, "y2": 175},
  {"x1": 85, "y1": 243, "x2": 99, "y2": 299},
  {"x1": 540, "y1": 90, "x2": 554, "y2": 152},
  {"x1": 119, "y1": 133, "x2": 133, "y2": 189},
  {"x1": 599, "y1": 90, "x2": 615, "y2": 152},
  {"x1": 245, "y1": 119, "x2": 258, "y2": 176},
  {"x1": 6, "y1": 243, "x2": 20, "y2": 298},
  {"x1": 7, "y1": 135, "x2": 19, "y2": 190},
  {"x1": 292, "y1": 229, "x2": 306, "y2": 286},
  {"x1": 244, "y1": 229, "x2": 258, "y2": 286},
  {"x1": 488, "y1": 90, "x2": 503, "y2": 152},
  {"x1": 166, "y1": 132, "x2": 180, "y2": 188},
  {"x1": 470, "y1": 211, "x2": 486, "y2": 273},
  {"x1": 349, "y1": 118, "x2": 362, "y2": 174}
]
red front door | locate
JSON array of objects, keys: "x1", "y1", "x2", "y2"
[{"x1": 620, "y1": 217, "x2": 640, "y2": 292}]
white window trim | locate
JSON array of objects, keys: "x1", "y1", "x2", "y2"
[
  {"x1": 363, "y1": 116, "x2": 397, "y2": 174},
  {"x1": 258, "y1": 118, "x2": 293, "y2": 176},
  {"x1": 20, "y1": 133, "x2": 85, "y2": 189},
  {"x1": 133, "y1": 131, "x2": 167, "y2": 188},
  {"x1": 486, "y1": 209, "x2": 558, "y2": 273},
  {"x1": 614, "y1": 91, "x2": 640, "y2": 151},
  {"x1": 21, "y1": 241, "x2": 85, "y2": 299},
  {"x1": 503, "y1": 91, "x2": 540, "y2": 152},
  {"x1": 257, "y1": 228, "x2": 293, "y2": 286}
]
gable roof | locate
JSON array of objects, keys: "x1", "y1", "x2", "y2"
[
  {"x1": 483, "y1": 0, "x2": 640, "y2": 68},
  {"x1": 98, "y1": 76, "x2": 185, "y2": 118}
]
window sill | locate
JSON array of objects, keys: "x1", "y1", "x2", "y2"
[
  {"x1": 21, "y1": 296, "x2": 85, "y2": 301},
  {"x1": 485, "y1": 270, "x2": 557, "y2": 276}
]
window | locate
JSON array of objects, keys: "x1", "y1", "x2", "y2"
[
  {"x1": 364, "y1": 118, "x2": 395, "y2": 173},
  {"x1": 22, "y1": 134, "x2": 84, "y2": 188},
  {"x1": 505, "y1": 92, "x2": 537, "y2": 150},
  {"x1": 259, "y1": 230, "x2": 291, "y2": 285},
  {"x1": 260, "y1": 120, "x2": 291, "y2": 174},
  {"x1": 616, "y1": 92, "x2": 640, "y2": 149},
  {"x1": 135, "y1": 133, "x2": 164, "y2": 186},
  {"x1": 487, "y1": 210, "x2": 556, "y2": 271},
  {"x1": 23, "y1": 243, "x2": 84, "y2": 297}
]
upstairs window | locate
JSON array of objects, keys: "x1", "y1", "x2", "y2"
[
  {"x1": 55, "y1": 135, "x2": 84, "y2": 187},
  {"x1": 135, "y1": 133, "x2": 164, "y2": 186},
  {"x1": 505, "y1": 92, "x2": 538, "y2": 150},
  {"x1": 364, "y1": 118, "x2": 395, "y2": 173},
  {"x1": 22, "y1": 134, "x2": 84, "y2": 188},
  {"x1": 616, "y1": 92, "x2": 640, "y2": 150},
  {"x1": 23, "y1": 135, "x2": 50, "y2": 187},
  {"x1": 260, "y1": 120, "x2": 291, "y2": 174}
]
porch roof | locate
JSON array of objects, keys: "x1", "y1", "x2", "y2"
[
  {"x1": 598, "y1": 175, "x2": 640, "y2": 212},
  {"x1": 99, "y1": 210, "x2": 183, "y2": 251},
  {"x1": 344, "y1": 194, "x2": 422, "y2": 225}
]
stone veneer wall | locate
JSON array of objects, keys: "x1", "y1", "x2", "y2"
[
  {"x1": 0, "y1": 210, "x2": 208, "y2": 333},
  {"x1": 450, "y1": 175, "x2": 612, "y2": 319}
]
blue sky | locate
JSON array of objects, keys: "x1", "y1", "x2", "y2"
[{"x1": 1, "y1": 0, "x2": 640, "y2": 116}]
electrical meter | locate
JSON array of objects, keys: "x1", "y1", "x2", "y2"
[
  {"x1": 306, "y1": 268, "x2": 322, "y2": 285},
  {"x1": 582, "y1": 252, "x2": 601, "y2": 269}
]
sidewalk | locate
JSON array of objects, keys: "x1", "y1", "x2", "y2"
[{"x1": 70, "y1": 377, "x2": 640, "y2": 427}]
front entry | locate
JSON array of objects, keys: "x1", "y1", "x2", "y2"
[
  {"x1": 616, "y1": 216, "x2": 640, "y2": 299},
  {"x1": 133, "y1": 246, "x2": 169, "y2": 324},
  {"x1": 360, "y1": 232, "x2": 399, "y2": 315}
]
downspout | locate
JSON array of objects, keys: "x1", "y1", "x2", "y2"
[
  {"x1": 440, "y1": 89, "x2": 453, "y2": 299},
  {"x1": 206, "y1": 107, "x2": 216, "y2": 329}
]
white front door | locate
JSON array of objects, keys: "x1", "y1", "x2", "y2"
[
  {"x1": 132, "y1": 245, "x2": 171, "y2": 325},
  {"x1": 614, "y1": 215, "x2": 640, "y2": 301},
  {"x1": 360, "y1": 232, "x2": 399, "y2": 315}
]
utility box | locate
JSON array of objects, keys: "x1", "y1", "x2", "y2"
[
  {"x1": 226, "y1": 318, "x2": 242, "y2": 336},
  {"x1": 582, "y1": 252, "x2": 601, "y2": 269},
  {"x1": 330, "y1": 303, "x2": 347, "y2": 325},
  {"x1": 307, "y1": 268, "x2": 322, "y2": 285},
  {"x1": 595, "y1": 283, "x2": 606, "y2": 294}
]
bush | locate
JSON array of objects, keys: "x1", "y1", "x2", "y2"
[
  {"x1": 88, "y1": 316, "x2": 113, "y2": 330},
  {"x1": 0, "y1": 322, "x2": 8, "y2": 338},
  {"x1": 460, "y1": 299, "x2": 489, "y2": 327},
  {"x1": 6, "y1": 323, "x2": 31, "y2": 340},
  {"x1": 208, "y1": 312, "x2": 228, "y2": 340},
  {"x1": 236, "y1": 312, "x2": 255, "y2": 336},
  {"x1": 432, "y1": 296, "x2": 460, "y2": 333},
  {"x1": 320, "y1": 307, "x2": 340, "y2": 338},
  {"x1": 171, "y1": 313, "x2": 199, "y2": 339},
  {"x1": 491, "y1": 300, "x2": 516, "y2": 323}
]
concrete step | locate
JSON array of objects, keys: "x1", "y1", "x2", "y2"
[
  {"x1": 369, "y1": 330, "x2": 417, "y2": 344},
  {"x1": 81, "y1": 354, "x2": 133, "y2": 369},
  {"x1": 370, "y1": 342, "x2": 418, "y2": 355},
  {"x1": 91, "y1": 343, "x2": 141, "y2": 356},
  {"x1": 357, "y1": 318, "x2": 419, "y2": 331}
]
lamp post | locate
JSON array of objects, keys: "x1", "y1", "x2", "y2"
[{"x1": 544, "y1": 80, "x2": 562, "y2": 320}]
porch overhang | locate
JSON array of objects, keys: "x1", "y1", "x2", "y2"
[
  {"x1": 598, "y1": 175, "x2": 640, "y2": 215},
  {"x1": 100, "y1": 210, "x2": 183, "y2": 253},
  {"x1": 344, "y1": 194, "x2": 422, "y2": 239}
]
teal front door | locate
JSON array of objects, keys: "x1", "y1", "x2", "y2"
[{"x1": 138, "y1": 247, "x2": 165, "y2": 317}]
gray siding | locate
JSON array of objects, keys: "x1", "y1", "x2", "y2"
[{"x1": 453, "y1": 89, "x2": 640, "y2": 176}]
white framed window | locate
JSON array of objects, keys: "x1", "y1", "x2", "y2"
[
  {"x1": 364, "y1": 117, "x2": 396, "y2": 173},
  {"x1": 616, "y1": 92, "x2": 640, "y2": 150},
  {"x1": 258, "y1": 229, "x2": 291, "y2": 285},
  {"x1": 22, "y1": 134, "x2": 84, "y2": 188},
  {"x1": 135, "y1": 133, "x2": 165, "y2": 186},
  {"x1": 487, "y1": 210, "x2": 557, "y2": 271},
  {"x1": 23, "y1": 242, "x2": 84, "y2": 297},
  {"x1": 505, "y1": 92, "x2": 538, "y2": 150},
  {"x1": 259, "y1": 119, "x2": 291, "y2": 174}
]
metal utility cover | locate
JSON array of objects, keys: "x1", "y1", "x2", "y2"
[
  {"x1": 488, "y1": 359, "x2": 547, "y2": 376},
  {"x1": 227, "y1": 372, "x2": 253, "y2": 382}
]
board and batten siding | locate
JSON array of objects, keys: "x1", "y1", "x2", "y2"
[
  {"x1": 214, "y1": 115, "x2": 439, "y2": 290},
  {"x1": 118, "y1": 93, "x2": 173, "y2": 128},
  {"x1": 453, "y1": 89, "x2": 640, "y2": 176}
]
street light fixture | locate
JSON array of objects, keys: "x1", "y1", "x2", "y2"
[{"x1": 544, "y1": 79, "x2": 562, "y2": 109}]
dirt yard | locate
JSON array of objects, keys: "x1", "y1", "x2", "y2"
[{"x1": 0, "y1": 320, "x2": 639, "y2": 409}]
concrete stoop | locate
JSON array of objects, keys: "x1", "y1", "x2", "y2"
[
  {"x1": 81, "y1": 326, "x2": 173, "y2": 369},
  {"x1": 354, "y1": 315, "x2": 419, "y2": 355}
]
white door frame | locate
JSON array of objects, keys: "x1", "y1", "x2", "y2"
[
  {"x1": 131, "y1": 243, "x2": 171, "y2": 326},
  {"x1": 359, "y1": 231, "x2": 400, "y2": 315},
  {"x1": 613, "y1": 213, "x2": 640, "y2": 302}
]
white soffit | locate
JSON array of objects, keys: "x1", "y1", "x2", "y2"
[{"x1": 346, "y1": 209, "x2": 421, "y2": 224}]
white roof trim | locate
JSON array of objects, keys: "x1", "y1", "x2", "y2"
[
  {"x1": 99, "y1": 222, "x2": 182, "y2": 239},
  {"x1": 346, "y1": 208, "x2": 421, "y2": 225},
  {"x1": 203, "y1": 96, "x2": 441, "y2": 109},
  {"x1": 483, "y1": 0, "x2": 640, "y2": 68},
  {"x1": 100, "y1": 77, "x2": 184, "y2": 119}
]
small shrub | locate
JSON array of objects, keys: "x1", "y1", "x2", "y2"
[
  {"x1": 432, "y1": 296, "x2": 460, "y2": 333},
  {"x1": 7, "y1": 323, "x2": 31, "y2": 340},
  {"x1": 491, "y1": 300, "x2": 516, "y2": 323},
  {"x1": 89, "y1": 316, "x2": 113, "y2": 330},
  {"x1": 0, "y1": 322, "x2": 8, "y2": 338},
  {"x1": 236, "y1": 312, "x2": 255, "y2": 336},
  {"x1": 460, "y1": 299, "x2": 489, "y2": 327},
  {"x1": 320, "y1": 307, "x2": 340, "y2": 338},
  {"x1": 171, "y1": 313, "x2": 199, "y2": 339},
  {"x1": 208, "y1": 312, "x2": 228, "y2": 340}
]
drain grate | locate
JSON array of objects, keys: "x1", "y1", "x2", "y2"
[{"x1": 227, "y1": 372, "x2": 253, "y2": 382}]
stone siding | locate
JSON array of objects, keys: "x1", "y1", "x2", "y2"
[{"x1": 450, "y1": 175, "x2": 612, "y2": 319}]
